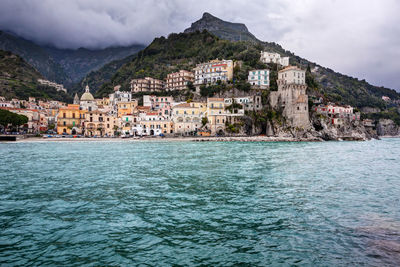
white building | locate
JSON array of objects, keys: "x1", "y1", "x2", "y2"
[
  {"x1": 248, "y1": 69, "x2": 269, "y2": 89},
  {"x1": 278, "y1": 66, "x2": 306, "y2": 85},
  {"x1": 80, "y1": 85, "x2": 97, "y2": 112},
  {"x1": 194, "y1": 59, "x2": 234, "y2": 85},
  {"x1": 260, "y1": 52, "x2": 289, "y2": 67},
  {"x1": 37, "y1": 79, "x2": 67, "y2": 93},
  {"x1": 108, "y1": 89, "x2": 132, "y2": 116}
]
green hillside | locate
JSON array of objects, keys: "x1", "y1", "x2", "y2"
[
  {"x1": 91, "y1": 30, "x2": 399, "y2": 111},
  {"x1": 0, "y1": 50, "x2": 71, "y2": 102}
]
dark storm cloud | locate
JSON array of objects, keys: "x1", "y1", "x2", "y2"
[{"x1": 0, "y1": 0, "x2": 399, "y2": 90}]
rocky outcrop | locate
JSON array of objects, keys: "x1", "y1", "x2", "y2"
[
  {"x1": 376, "y1": 119, "x2": 400, "y2": 136},
  {"x1": 184, "y1": 12, "x2": 258, "y2": 42}
]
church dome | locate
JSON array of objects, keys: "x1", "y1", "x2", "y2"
[{"x1": 80, "y1": 85, "x2": 94, "y2": 101}]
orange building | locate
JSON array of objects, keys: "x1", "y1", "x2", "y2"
[{"x1": 56, "y1": 104, "x2": 85, "y2": 135}]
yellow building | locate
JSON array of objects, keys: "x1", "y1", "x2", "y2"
[
  {"x1": 117, "y1": 100, "x2": 138, "y2": 118},
  {"x1": 56, "y1": 104, "x2": 84, "y2": 135},
  {"x1": 83, "y1": 110, "x2": 118, "y2": 137},
  {"x1": 96, "y1": 97, "x2": 110, "y2": 106},
  {"x1": 172, "y1": 102, "x2": 207, "y2": 135},
  {"x1": 207, "y1": 98, "x2": 226, "y2": 135}
]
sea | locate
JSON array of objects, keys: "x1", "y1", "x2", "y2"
[{"x1": 1, "y1": 139, "x2": 400, "y2": 266}]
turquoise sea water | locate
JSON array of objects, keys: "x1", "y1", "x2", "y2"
[{"x1": 1, "y1": 139, "x2": 400, "y2": 266}]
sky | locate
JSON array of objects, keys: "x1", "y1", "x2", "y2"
[{"x1": 0, "y1": 0, "x2": 399, "y2": 91}]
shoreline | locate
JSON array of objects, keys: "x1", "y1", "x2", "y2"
[{"x1": 8, "y1": 135, "x2": 324, "y2": 143}]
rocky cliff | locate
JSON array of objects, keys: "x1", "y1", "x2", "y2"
[
  {"x1": 376, "y1": 119, "x2": 400, "y2": 136},
  {"x1": 184, "y1": 12, "x2": 258, "y2": 42}
]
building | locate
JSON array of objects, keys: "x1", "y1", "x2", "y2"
[
  {"x1": 117, "y1": 100, "x2": 138, "y2": 118},
  {"x1": 315, "y1": 103, "x2": 358, "y2": 125},
  {"x1": 172, "y1": 102, "x2": 207, "y2": 135},
  {"x1": 363, "y1": 119, "x2": 375, "y2": 127},
  {"x1": 130, "y1": 77, "x2": 165, "y2": 92},
  {"x1": 139, "y1": 112, "x2": 173, "y2": 136},
  {"x1": 166, "y1": 70, "x2": 194, "y2": 91},
  {"x1": 80, "y1": 85, "x2": 97, "y2": 111},
  {"x1": 207, "y1": 98, "x2": 227, "y2": 135},
  {"x1": 269, "y1": 66, "x2": 309, "y2": 128},
  {"x1": 83, "y1": 110, "x2": 117, "y2": 137},
  {"x1": 260, "y1": 52, "x2": 289, "y2": 67},
  {"x1": 37, "y1": 79, "x2": 67, "y2": 93},
  {"x1": 194, "y1": 59, "x2": 234, "y2": 85},
  {"x1": 143, "y1": 95, "x2": 174, "y2": 118},
  {"x1": 56, "y1": 104, "x2": 84, "y2": 135},
  {"x1": 248, "y1": 69, "x2": 269, "y2": 89},
  {"x1": 382, "y1": 96, "x2": 391, "y2": 102}
]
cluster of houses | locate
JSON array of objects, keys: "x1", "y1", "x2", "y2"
[
  {"x1": 0, "y1": 51, "x2": 363, "y2": 136},
  {"x1": 54, "y1": 84, "x2": 263, "y2": 137},
  {"x1": 0, "y1": 96, "x2": 64, "y2": 133},
  {"x1": 37, "y1": 79, "x2": 67, "y2": 93}
]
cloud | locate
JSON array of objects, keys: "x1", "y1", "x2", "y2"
[{"x1": 0, "y1": 0, "x2": 399, "y2": 90}]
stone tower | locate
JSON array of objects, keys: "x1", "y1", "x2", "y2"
[
  {"x1": 73, "y1": 93, "x2": 80, "y2": 105},
  {"x1": 269, "y1": 66, "x2": 310, "y2": 128}
]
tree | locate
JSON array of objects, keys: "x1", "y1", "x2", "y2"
[
  {"x1": 201, "y1": 117, "x2": 208, "y2": 126},
  {"x1": 186, "y1": 81, "x2": 195, "y2": 91},
  {"x1": 0, "y1": 110, "x2": 28, "y2": 131}
]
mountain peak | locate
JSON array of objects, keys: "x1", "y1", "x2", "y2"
[
  {"x1": 184, "y1": 12, "x2": 258, "y2": 42},
  {"x1": 201, "y1": 12, "x2": 216, "y2": 19}
]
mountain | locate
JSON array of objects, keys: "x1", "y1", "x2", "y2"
[
  {"x1": 69, "y1": 53, "x2": 138, "y2": 96},
  {"x1": 184, "y1": 12, "x2": 258, "y2": 42},
  {"x1": 0, "y1": 31, "x2": 145, "y2": 88},
  {"x1": 61, "y1": 12, "x2": 400, "y2": 111},
  {"x1": 0, "y1": 50, "x2": 71, "y2": 102},
  {"x1": 0, "y1": 31, "x2": 69, "y2": 84}
]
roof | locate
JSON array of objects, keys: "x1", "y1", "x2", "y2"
[
  {"x1": 80, "y1": 92, "x2": 95, "y2": 101},
  {"x1": 173, "y1": 103, "x2": 191, "y2": 108},
  {"x1": 207, "y1": 98, "x2": 224, "y2": 102},
  {"x1": 279, "y1": 66, "x2": 304, "y2": 73},
  {"x1": 136, "y1": 106, "x2": 151, "y2": 110}
]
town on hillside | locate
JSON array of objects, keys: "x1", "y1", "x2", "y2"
[{"x1": 1, "y1": 51, "x2": 378, "y2": 138}]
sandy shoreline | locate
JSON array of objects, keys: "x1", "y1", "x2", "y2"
[{"x1": 9, "y1": 135, "x2": 323, "y2": 143}]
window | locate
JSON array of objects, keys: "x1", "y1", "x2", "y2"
[
  {"x1": 63, "y1": 113, "x2": 66, "y2": 118},
  {"x1": 63, "y1": 121, "x2": 66, "y2": 126},
  {"x1": 72, "y1": 113, "x2": 75, "y2": 118}
]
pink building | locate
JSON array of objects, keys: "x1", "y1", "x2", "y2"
[{"x1": 143, "y1": 95, "x2": 174, "y2": 118}]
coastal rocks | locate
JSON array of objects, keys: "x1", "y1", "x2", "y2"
[
  {"x1": 309, "y1": 113, "x2": 369, "y2": 141},
  {"x1": 376, "y1": 119, "x2": 400, "y2": 136}
]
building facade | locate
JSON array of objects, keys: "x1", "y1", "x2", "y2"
[
  {"x1": 248, "y1": 69, "x2": 270, "y2": 89},
  {"x1": 207, "y1": 98, "x2": 227, "y2": 135},
  {"x1": 130, "y1": 77, "x2": 165, "y2": 93},
  {"x1": 270, "y1": 66, "x2": 309, "y2": 128},
  {"x1": 260, "y1": 52, "x2": 289, "y2": 67},
  {"x1": 166, "y1": 70, "x2": 194, "y2": 91},
  {"x1": 194, "y1": 59, "x2": 234, "y2": 85},
  {"x1": 172, "y1": 102, "x2": 207, "y2": 135},
  {"x1": 56, "y1": 104, "x2": 84, "y2": 135}
]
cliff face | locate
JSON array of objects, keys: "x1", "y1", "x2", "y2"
[
  {"x1": 184, "y1": 12, "x2": 258, "y2": 42},
  {"x1": 376, "y1": 119, "x2": 400, "y2": 136}
]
